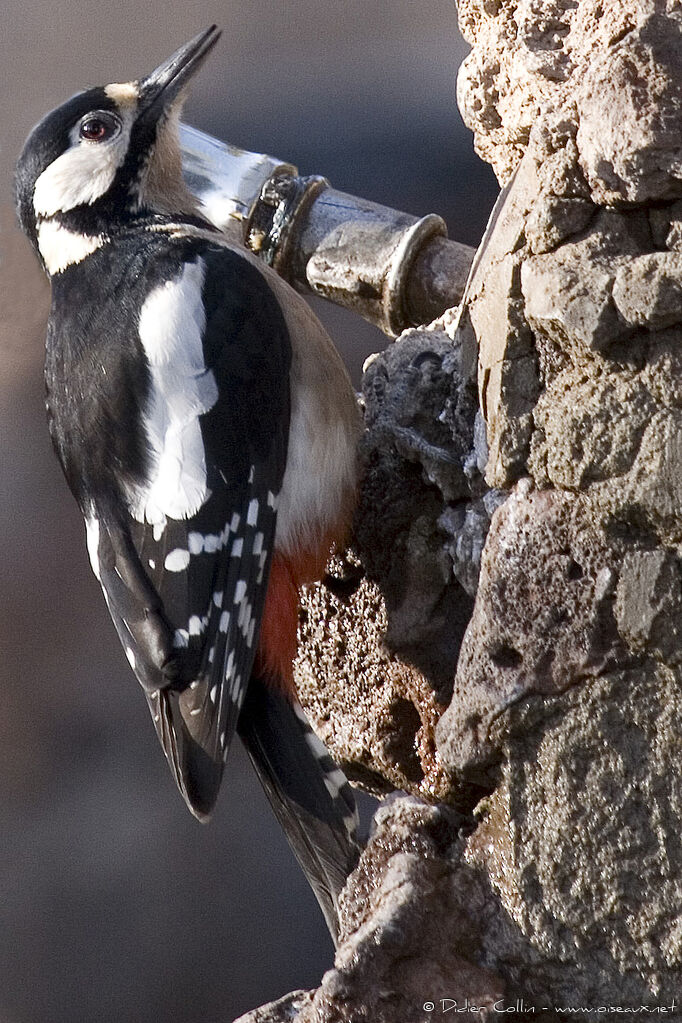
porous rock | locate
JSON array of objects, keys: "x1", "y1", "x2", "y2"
[
  {"x1": 456, "y1": 0, "x2": 682, "y2": 201},
  {"x1": 575, "y1": 17, "x2": 682, "y2": 205},
  {"x1": 467, "y1": 663, "x2": 682, "y2": 1004},
  {"x1": 436, "y1": 0, "x2": 682, "y2": 1006},
  {"x1": 295, "y1": 561, "x2": 452, "y2": 800},
  {"x1": 295, "y1": 328, "x2": 492, "y2": 803},
  {"x1": 235, "y1": 798, "x2": 505, "y2": 1023},
  {"x1": 436, "y1": 483, "x2": 630, "y2": 785},
  {"x1": 243, "y1": 1, "x2": 682, "y2": 1017}
]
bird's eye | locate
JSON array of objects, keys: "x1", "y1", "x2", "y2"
[{"x1": 79, "y1": 113, "x2": 120, "y2": 143}]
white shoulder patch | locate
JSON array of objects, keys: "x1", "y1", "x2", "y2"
[
  {"x1": 131, "y1": 257, "x2": 218, "y2": 525},
  {"x1": 37, "y1": 221, "x2": 105, "y2": 275}
]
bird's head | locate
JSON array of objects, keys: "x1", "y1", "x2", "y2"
[{"x1": 15, "y1": 27, "x2": 221, "y2": 268}]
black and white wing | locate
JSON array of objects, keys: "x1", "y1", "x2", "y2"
[{"x1": 85, "y1": 243, "x2": 291, "y2": 818}]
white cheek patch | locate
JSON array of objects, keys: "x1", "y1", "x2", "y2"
[
  {"x1": 131, "y1": 257, "x2": 218, "y2": 525},
  {"x1": 33, "y1": 111, "x2": 135, "y2": 217}
]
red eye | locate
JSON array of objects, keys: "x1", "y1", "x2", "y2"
[{"x1": 79, "y1": 114, "x2": 118, "y2": 142}]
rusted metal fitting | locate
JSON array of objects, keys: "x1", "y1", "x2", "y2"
[{"x1": 180, "y1": 124, "x2": 474, "y2": 337}]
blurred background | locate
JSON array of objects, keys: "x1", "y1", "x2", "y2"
[{"x1": 0, "y1": 2, "x2": 497, "y2": 1021}]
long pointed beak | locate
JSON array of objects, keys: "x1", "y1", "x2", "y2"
[{"x1": 138, "y1": 26, "x2": 221, "y2": 119}]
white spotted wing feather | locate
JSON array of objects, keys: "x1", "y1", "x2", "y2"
[{"x1": 83, "y1": 243, "x2": 290, "y2": 819}]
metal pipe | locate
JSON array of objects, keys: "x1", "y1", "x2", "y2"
[{"x1": 180, "y1": 124, "x2": 475, "y2": 337}]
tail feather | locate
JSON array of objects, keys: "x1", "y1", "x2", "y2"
[{"x1": 237, "y1": 675, "x2": 361, "y2": 942}]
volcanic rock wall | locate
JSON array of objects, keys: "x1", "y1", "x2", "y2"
[{"x1": 238, "y1": 2, "x2": 682, "y2": 1018}]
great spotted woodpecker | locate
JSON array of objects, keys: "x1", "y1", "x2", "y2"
[{"x1": 15, "y1": 26, "x2": 361, "y2": 938}]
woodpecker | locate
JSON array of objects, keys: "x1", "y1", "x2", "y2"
[{"x1": 15, "y1": 26, "x2": 362, "y2": 939}]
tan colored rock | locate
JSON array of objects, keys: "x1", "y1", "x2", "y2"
[
  {"x1": 436, "y1": 483, "x2": 628, "y2": 784},
  {"x1": 242, "y1": 1, "x2": 682, "y2": 1017},
  {"x1": 456, "y1": 0, "x2": 562, "y2": 182},
  {"x1": 235, "y1": 799, "x2": 505, "y2": 1023},
  {"x1": 613, "y1": 252, "x2": 682, "y2": 329},
  {"x1": 469, "y1": 663, "x2": 682, "y2": 1003},
  {"x1": 525, "y1": 196, "x2": 593, "y2": 254},
  {"x1": 575, "y1": 20, "x2": 682, "y2": 204},
  {"x1": 615, "y1": 549, "x2": 682, "y2": 661},
  {"x1": 529, "y1": 368, "x2": 657, "y2": 489},
  {"x1": 296, "y1": 565, "x2": 451, "y2": 800},
  {"x1": 456, "y1": 0, "x2": 682, "y2": 202},
  {"x1": 521, "y1": 210, "x2": 648, "y2": 354},
  {"x1": 464, "y1": 154, "x2": 541, "y2": 487}
]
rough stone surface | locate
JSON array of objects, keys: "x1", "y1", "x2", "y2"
[
  {"x1": 436, "y1": 483, "x2": 631, "y2": 786},
  {"x1": 295, "y1": 328, "x2": 494, "y2": 804},
  {"x1": 463, "y1": 155, "x2": 542, "y2": 486},
  {"x1": 521, "y1": 210, "x2": 650, "y2": 354},
  {"x1": 456, "y1": 0, "x2": 682, "y2": 197},
  {"x1": 242, "y1": 2, "x2": 682, "y2": 1019},
  {"x1": 528, "y1": 364, "x2": 659, "y2": 490},
  {"x1": 615, "y1": 549, "x2": 682, "y2": 662},
  {"x1": 436, "y1": 0, "x2": 682, "y2": 1007},
  {"x1": 470, "y1": 664, "x2": 682, "y2": 1004},
  {"x1": 355, "y1": 329, "x2": 487, "y2": 682},
  {"x1": 235, "y1": 799, "x2": 505, "y2": 1023},
  {"x1": 576, "y1": 19, "x2": 682, "y2": 205},
  {"x1": 296, "y1": 561, "x2": 453, "y2": 800},
  {"x1": 613, "y1": 252, "x2": 682, "y2": 330}
]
